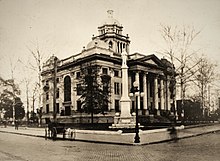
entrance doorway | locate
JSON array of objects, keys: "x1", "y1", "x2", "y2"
[{"x1": 65, "y1": 106, "x2": 71, "y2": 116}]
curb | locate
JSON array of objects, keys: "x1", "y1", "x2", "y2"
[
  {"x1": 1, "y1": 128, "x2": 220, "y2": 146},
  {"x1": 0, "y1": 130, "x2": 45, "y2": 139}
]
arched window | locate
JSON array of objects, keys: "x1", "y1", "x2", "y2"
[
  {"x1": 117, "y1": 42, "x2": 120, "y2": 53},
  {"x1": 109, "y1": 41, "x2": 113, "y2": 48},
  {"x1": 64, "y1": 76, "x2": 71, "y2": 102},
  {"x1": 123, "y1": 43, "x2": 125, "y2": 49}
]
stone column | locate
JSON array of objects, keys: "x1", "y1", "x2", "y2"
[
  {"x1": 135, "y1": 72, "x2": 140, "y2": 112},
  {"x1": 160, "y1": 78, "x2": 165, "y2": 110},
  {"x1": 143, "y1": 73, "x2": 148, "y2": 115},
  {"x1": 147, "y1": 75, "x2": 151, "y2": 109},
  {"x1": 154, "y1": 76, "x2": 159, "y2": 111},
  {"x1": 167, "y1": 77, "x2": 171, "y2": 111}
]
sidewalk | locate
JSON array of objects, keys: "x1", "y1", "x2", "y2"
[
  {"x1": 0, "y1": 126, "x2": 45, "y2": 138},
  {"x1": 0, "y1": 123, "x2": 220, "y2": 145}
]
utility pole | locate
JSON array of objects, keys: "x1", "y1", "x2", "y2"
[{"x1": 53, "y1": 57, "x2": 58, "y2": 122}]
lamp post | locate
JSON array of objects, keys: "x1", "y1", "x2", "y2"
[{"x1": 133, "y1": 81, "x2": 140, "y2": 143}]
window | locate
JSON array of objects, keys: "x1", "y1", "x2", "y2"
[
  {"x1": 56, "y1": 78, "x2": 59, "y2": 83},
  {"x1": 56, "y1": 88, "x2": 59, "y2": 98},
  {"x1": 77, "y1": 100, "x2": 81, "y2": 111},
  {"x1": 114, "y1": 82, "x2": 120, "y2": 95},
  {"x1": 102, "y1": 68, "x2": 108, "y2": 75},
  {"x1": 56, "y1": 103, "x2": 59, "y2": 113},
  {"x1": 158, "y1": 88, "x2": 161, "y2": 98},
  {"x1": 46, "y1": 104, "x2": 49, "y2": 114},
  {"x1": 114, "y1": 70, "x2": 119, "y2": 77},
  {"x1": 115, "y1": 100, "x2": 120, "y2": 112},
  {"x1": 76, "y1": 72, "x2": 80, "y2": 79},
  {"x1": 87, "y1": 68, "x2": 92, "y2": 74},
  {"x1": 64, "y1": 76, "x2": 71, "y2": 101},
  {"x1": 109, "y1": 41, "x2": 113, "y2": 48},
  {"x1": 77, "y1": 84, "x2": 82, "y2": 95}
]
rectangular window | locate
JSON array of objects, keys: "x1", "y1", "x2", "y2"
[
  {"x1": 76, "y1": 72, "x2": 80, "y2": 79},
  {"x1": 56, "y1": 88, "x2": 59, "y2": 98},
  {"x1": 56, "y1": 103, "x2": 59, "y2": 113},
  {"x1": 115, "y1": 100, "x2": 120, "y2": 112},
  {"x1": 77, "y1": 84, "x2": 82, "y2": 95},
  {"x1": 77, "y1": 100, "x2": 81, "y2": 111},
  {"x1": 114, "y1": 70, "x2": 119, "y2": 77},
  {"x1": 46, "y1": 104, "x2": 49, "y2": 114},
  {"x1": 158, "y1": 88, "x2": 161, "y2": 98},
  {"x1": 114, "y1": 82, "x2": 120, "y2": 95},
  {"x1": 102, "y1": 68, "x2": 108, "y2": 75}
]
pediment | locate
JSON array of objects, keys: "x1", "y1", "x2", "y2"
[
  {"x1": 144, "y1": 59, "x2": 158, "y2": 66},
  {"x1": 141, "y1": 55, "x2": 164, "y2": 67},
  {"x1": 129, "y1": 54, "x2": 165, "y2": 68}
]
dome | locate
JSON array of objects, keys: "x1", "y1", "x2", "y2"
[
  {"x1": 100, "y1": 10, "x2": 121, "y2": 26},
  {"x1": 86, "y1": 38, "x2": 109, "y2": 49}
]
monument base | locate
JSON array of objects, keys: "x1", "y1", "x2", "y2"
[{"x1": 109, "y1": 113, "x2": 136, "y2": 129}]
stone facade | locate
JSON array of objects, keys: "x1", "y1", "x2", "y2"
[{"x1": 41, "y1": 10, "x2": 176, "y2": 120}]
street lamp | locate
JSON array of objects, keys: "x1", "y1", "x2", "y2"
[{"x1": 133, "y1": 81, "x2": 140, "y2": 143}]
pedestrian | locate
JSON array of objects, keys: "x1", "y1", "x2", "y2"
[
  {"x1": 168, "y1": 124, "x2": 177, "y2": 142},
  {"x1": 15, "y1": 120, "x2": 19, "y2": 130},
  {"x1": 3, "y1": 120, "x2": 7, "y2": 128}
]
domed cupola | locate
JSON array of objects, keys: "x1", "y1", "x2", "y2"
[
  {"x1": 86, "y1": 37, "x2": 109, "y2": 50},
  {"x1": 95, "y1": 10, "x2": 130, "y2": 55}
]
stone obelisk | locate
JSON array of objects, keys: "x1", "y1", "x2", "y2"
[
  {"x1": 120, "y1": 50, "x2": 131, "y2": 118},
  {"x1": 110, "y1": 50, "x2": 135, "y2": 128}
]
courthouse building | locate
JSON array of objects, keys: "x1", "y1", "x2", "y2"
[{"x1": 41, "y1": 10, "x2": 176, "y2": 121}]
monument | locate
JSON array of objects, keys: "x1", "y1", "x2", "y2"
[{"x1": 110, "y1": 50, "x2": 136, "y2": 128}]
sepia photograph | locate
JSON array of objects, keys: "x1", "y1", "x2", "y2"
[{"x1": 0, "y1": 0, "x2": 220, "y2": 160}]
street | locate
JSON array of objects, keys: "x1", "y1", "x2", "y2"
[{"x1": 0, "y1": 131, "x2": 220, "y2": 161}]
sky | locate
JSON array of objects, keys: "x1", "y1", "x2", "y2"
[{"x1": 0, "y1": 0, "x2": 220, "y2": 105}]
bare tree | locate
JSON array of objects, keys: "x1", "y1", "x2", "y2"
[
  {"x1": 192, "y1": 57, "x2": 217, "y2": 117},
  {"x1": 159, "y1": 25, "x2": 201, "y2": 120},
  {"x1": 26, "y1": 43, "x2": 48, "y2": 126}
]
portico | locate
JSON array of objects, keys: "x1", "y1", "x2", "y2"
[{"x1": 127, "y1": 54, "x2": 174, "y2": 117}]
